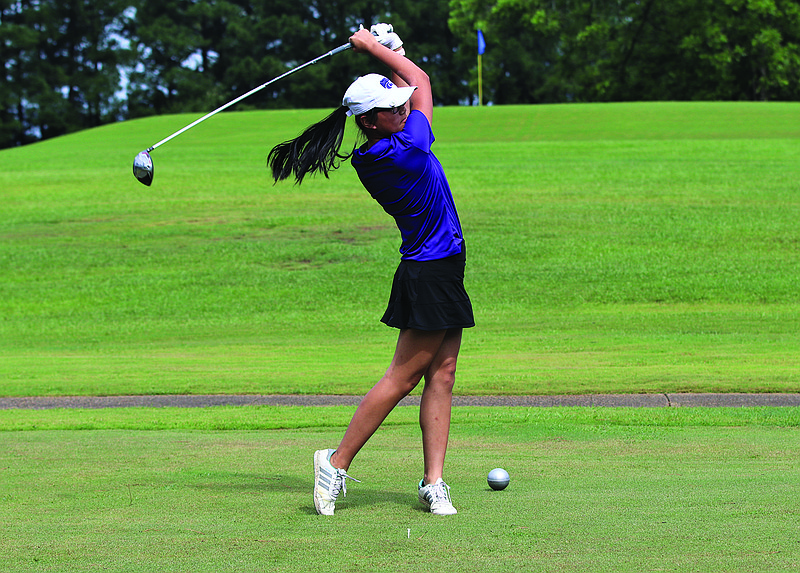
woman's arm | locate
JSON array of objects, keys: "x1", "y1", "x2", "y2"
[{"x1": 350, "y1": 28, "x2": 433, "y2": 125}]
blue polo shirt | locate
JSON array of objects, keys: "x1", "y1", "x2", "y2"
[{"x1": 351, "y1": 110, "x2": 464, "y2": 261}]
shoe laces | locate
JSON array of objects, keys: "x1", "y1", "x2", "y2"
[
  {"x1": 332, "y1": 469, "x2": 360, "y2": 499},
  {"x1": 428, "y1": 480, "x2": 452, "y2": 504}
]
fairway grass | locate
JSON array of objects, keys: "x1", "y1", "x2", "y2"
[
  {"x1": 1, "y1": 102, "x2": 799, "y2": 396},
  {"x1": 2, "y1": 406, "x2": 798, "y2": 572}
]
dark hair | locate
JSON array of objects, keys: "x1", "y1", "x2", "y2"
[{"x1": 268, "y1": 106, "x2": 352, "y2": 185}]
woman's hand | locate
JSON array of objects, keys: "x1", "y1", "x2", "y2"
[{"x1": 349, "y1": 27, "x2": 380, "y2": 54}]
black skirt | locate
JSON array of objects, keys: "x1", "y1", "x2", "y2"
[{"x1": 381, "y1": 245, "x2": 475, "y2": 331}]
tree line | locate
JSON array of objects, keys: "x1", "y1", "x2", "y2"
[{"x1": 2, "y1": 0, "x2": 799, "y2": 149}]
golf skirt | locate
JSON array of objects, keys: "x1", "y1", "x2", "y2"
[{"x1": 381, "y1": 244, "x2": 475, "y2": 331}]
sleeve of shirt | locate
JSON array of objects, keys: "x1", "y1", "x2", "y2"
[{"x1": 401, "y1": 110, "x2": 435, "y2": 153}]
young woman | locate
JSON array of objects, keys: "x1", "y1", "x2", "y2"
[{"x1": 268, "y1": 25, "x2": 474, "y2": 516}]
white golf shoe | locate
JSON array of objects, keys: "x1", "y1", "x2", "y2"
[
  {"x1": 313, "y1": 449, "x2": 359, "y2": 516},
  {"x1": 418, "y1": 478, "x2": 458, "y2": 515}
]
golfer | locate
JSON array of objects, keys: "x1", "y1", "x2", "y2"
[{"x1": 268, "y1": 25, "x2": 474, "y2": 516}]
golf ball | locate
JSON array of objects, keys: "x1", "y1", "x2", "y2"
[{"x1": 487, "y1": 468, "x2": 510, "y2": 490}]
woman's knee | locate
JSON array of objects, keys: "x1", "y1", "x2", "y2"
[
  {"x1": 426, "y1": 357, "x2": 457, "y2": 392},
  {"x1": 383, "y1": 368, "x2": 425, "y2": 396}
]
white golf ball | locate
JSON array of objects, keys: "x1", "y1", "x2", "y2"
[{"x1": 487, "y1": 467, "x2": 510, "y2": 490}]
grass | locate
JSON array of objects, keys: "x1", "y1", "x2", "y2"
[
  {"x1": 2, "y1": 102, "x2": 799, "y2": 571},
  {"x1": 1, "y1": 406, "x2": 799, "y2": 572},
  {"x1": 3, "y1": 103, "x2": 799, "y2": 572},
  {"x1": 1, "y1": 102, "x2": 800, "y2": 396}
]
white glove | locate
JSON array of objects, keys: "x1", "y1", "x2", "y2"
[
  {"x1": 370, "y1": 23, "x2": 394, "y2": 37},
  {"x1": 370, "y1": 23, "x2": 404, "y2": 53}
]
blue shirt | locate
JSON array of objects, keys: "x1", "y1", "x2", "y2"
[{"x1": 351, "y1": 110, "x2": 464, "y2": 261}]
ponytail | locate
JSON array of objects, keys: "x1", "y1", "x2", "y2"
[{"x1": 268, "y1": 106, "x2": 351, "y2": 185}]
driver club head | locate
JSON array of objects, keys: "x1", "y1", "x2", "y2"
[{"x1": 133, "y1": 151, "x2": 154, "y2": 186}]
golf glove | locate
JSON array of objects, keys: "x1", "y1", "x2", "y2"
[
  {"x1": 370, "y1": 23, "x2": 394, "y2": 36},
  {"x1": 371, "y1": 23, "x2": 404, "y2": 54}
]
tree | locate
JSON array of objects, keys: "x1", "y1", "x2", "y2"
[
  {"x1": 449, "y1": 0, "x2": 570, "y2": 104},
  {"x1": 126, "y1": 0, "x2": 462, "y2": 115},
  {"x1": 0, "y1": 1, "x2": 39, "y2": 147},
  {"x1": 677, "y1": 0, "x2": 800, "y2": 101},
  {"x1": 0, "y1": 0, "x2": 134, "y2": 147},
  {"x1": 447, "y1": 0, "x2": 800, "y2": 103},
  {"x1": 39, "y1": 1, "x2": 134, "y2": 134},
  {"x1": 127, "y1": 0, "x2": 221, "y2": 117},
  {"x1": 4, "y1": 0, "x2": 800, "y2": 149}
]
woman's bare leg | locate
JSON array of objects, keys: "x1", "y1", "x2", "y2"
[
  {"x1": 330, "y1": 328, "x2": 447, "y2": 470},
  {"x1": 419, "y1": 328, "x2": 462, "y2": 484}
]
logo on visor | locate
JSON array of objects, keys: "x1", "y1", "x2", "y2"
[{"x1": 380, "y1": 78, "x2": 395, "y2": 89}]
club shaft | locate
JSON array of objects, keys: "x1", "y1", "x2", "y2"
[{"x1": 145, "y1": 42, "x2": 352, "y2": 153}]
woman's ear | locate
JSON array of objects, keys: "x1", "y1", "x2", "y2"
[{"x1": 358, "y1": 114, "x2": 377, "y2": 130}]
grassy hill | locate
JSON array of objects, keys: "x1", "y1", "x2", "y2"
[{"x1": 1, "y1": 102, "x2": 798, "y2": 396}]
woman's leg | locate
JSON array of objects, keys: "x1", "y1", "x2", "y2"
[
  {"x1": 419, "y1": 328, "x2": 462, "y2": 485},
  {"x1": 330, "y1": 328, "x2": 447, "y2": 471}
]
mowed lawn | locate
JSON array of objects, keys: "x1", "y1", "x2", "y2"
[
  {"x1": 1, "y1": 407, "x2": 799, "y2": 572},
  {"x1": 1, "y1": 102, "x2": 799, "y2": 397}
]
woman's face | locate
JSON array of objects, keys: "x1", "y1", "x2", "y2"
[{"x1": 361, "y1": 102, "x2": 409, "y2": 138}]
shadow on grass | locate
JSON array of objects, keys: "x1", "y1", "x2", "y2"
[
  {"x1": 174, "y1": 471, "x2": 426, "y2": 515},
  {"x1": 329, "y1": 488, "x2": 427, "y2": 515}
]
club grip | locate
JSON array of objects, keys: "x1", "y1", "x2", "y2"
[{"x1": 329, "y1": 42, "x2": 352, "y2": 56}]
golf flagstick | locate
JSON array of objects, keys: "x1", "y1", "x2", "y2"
[{"x1": 133, "y1": 42, "x2": 353, "y2": 186}]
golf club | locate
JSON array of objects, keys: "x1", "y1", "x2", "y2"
[{"x1": 133, "y1": 41, "x2": 353, "y2": 186}]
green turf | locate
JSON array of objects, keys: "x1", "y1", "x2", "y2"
[
  {"x1": 1, "y1": 102, "x2": 799, "y2": 396},
  {"x1": 1, "y1": 406, "x2": 798, "y2": 572}
]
